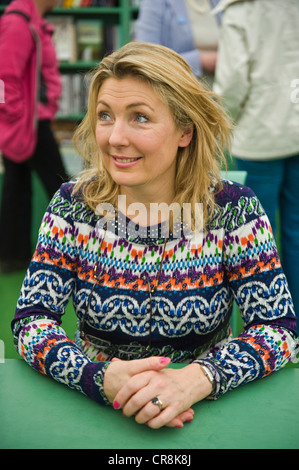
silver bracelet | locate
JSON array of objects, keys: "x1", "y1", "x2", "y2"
[{"x1": 199, "y1": 364, "x2": 216, "y2": 395}]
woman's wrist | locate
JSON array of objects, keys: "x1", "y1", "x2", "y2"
[
  {"x1": 182, "y1": 363, "x2": 213, "y2": 404},
  {"x1": 193, "y1": 360, "x2": 220, "y2": 399}
]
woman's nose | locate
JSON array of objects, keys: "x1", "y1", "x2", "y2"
[{"x1": 108, "y1": 120, "x2": 130, "y2": 147}]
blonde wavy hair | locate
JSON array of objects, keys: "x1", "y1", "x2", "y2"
[{"x1": 73, "y1": 41, "x2": 233, "y2": 231}]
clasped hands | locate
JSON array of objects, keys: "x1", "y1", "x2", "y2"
[{"x1": 103, "y1": 356, "x2": 213, "y2": 429}]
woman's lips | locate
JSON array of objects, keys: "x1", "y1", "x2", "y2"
[{"x1": 112, "y1": 155, "x2": 142, "y2": 168}]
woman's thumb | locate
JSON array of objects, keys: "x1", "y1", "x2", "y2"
[
  {"x1": 145, "y1": 356, "x2": 171, "y2": 370},
  {"x1": 158, "y1": 356, "x2": 171, "y2": 367}
]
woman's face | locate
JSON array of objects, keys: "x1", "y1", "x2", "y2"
[{"x1": 95, "y1": 76, "x2": 192, "y2": 204}]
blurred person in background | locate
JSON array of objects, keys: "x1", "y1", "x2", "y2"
[
  {"x1": 0, "y1": 0, "x2": 68, "y2": 273},
  {"x1": 213, "y1": 0, "x2": 299, "y2": 332},
  {"x1": 135, "y1": 0, "x2": 222, "y2": 88}
]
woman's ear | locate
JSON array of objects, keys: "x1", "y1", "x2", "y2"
[{"x1": 179, "y1": 127, "x2": 194, "y2": 148}]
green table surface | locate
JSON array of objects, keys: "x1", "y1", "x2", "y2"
[{"x1": 1, "y1": 359, "x2": 298, "y2": 450}]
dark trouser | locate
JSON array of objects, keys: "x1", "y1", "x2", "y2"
[{"x1": 0, "y1": 120, "x2": 69, "y2": 263}]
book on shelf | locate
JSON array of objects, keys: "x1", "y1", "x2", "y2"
[
  {"x1": 0, "y1": 1, "x2": 120, "y2": 7},
  {"x1": 57, "y1": 0, "x2": 120, "y2": 6},
  {"x1": 48, "y1": 15, "x2": 77, "y2": 62},
  {"x1": 76, "y1": 19, "x2": 103, "y2": 61},
  {"x1": 47, "y1": 16, "x2": 104, "y2": 63},
  {"x1": 57, "y1": 72, "x2": 92, "y2": 118}
]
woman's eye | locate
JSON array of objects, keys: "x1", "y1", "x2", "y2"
[
  {"x1": 98, "y1": 111, "x2": 111, "y2": 121},
  {"x1": 136, "y1": 114, "x2": 149, "y2": 123}
]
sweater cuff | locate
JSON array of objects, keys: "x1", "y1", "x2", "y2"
[
  {"x1": 16, "y1": 317, "x2": 111, "y2": 406},
  {"x1": 81, "y1": 361, "x2": 111, "y2": 406},
  {"x1": 193, "y1": 359, "x2": 224, "y2": 400},
  {"x1": 44, "y1": 342, "x2": 111, "y2": 406}
]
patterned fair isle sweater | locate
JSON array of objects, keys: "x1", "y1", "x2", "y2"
[{"x1": 12, "y1": 179, "x2": 297, "y2": 406}]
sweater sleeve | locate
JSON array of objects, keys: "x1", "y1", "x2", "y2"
[
  {"x1": 195, "y1": 182, "x2": 298, "y2": 398},
  {"x1": 11, "y1": 183, "x2": 110, "y2": 406}
]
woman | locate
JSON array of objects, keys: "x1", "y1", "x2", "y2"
[
  {"x1": 12, "y1": 42, "x2": 297, "y2": 430},
  {"x1": 134, "y1": 0, "x2": 221, "y2": 86}
]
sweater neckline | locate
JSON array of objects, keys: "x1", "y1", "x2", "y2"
[{"x1": 102, "y1": 210, "x2": 192, "y2": 246}]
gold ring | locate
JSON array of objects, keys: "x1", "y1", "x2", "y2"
[{"x1": 151, "y1": 397, "x2": 164, "y2": 410}]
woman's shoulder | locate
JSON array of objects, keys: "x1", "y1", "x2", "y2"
[
  {"x1": 54, "y1": 180, "x2": 78, "y2": 201},
  {"x1": 216, "y1": 178, "x2": 256, "y2": 205},
  {"x1": 47, "y1": 180, "x2": 96, "y2": 223},
  {"x1": 211, "y1": 178, "x2": 265, "y2": 231}
]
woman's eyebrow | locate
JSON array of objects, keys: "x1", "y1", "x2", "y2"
[
  {"x1": 97, "y1": 99, "x2": 110, "y2": 107},
  {"x1": 126, "y1": 102, "x2": 155, "y2": 112},
  {"x1": 97, "y1": 99, "x2": 155, "y2": 112}
]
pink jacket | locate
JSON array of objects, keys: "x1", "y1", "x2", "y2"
[{"x1": 0, "y1": 0, "x2": 61, "y2": 162}]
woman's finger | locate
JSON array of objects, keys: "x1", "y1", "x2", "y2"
[
  {"x1": 126, "y1": 356, "x2": 171, "y2": 375},
  {"x1": 165, "y1": 408, "x2": 195, "y2": 428},
  {"x1": 106, "y1": 356, "x2": 171, "y2": 407}
]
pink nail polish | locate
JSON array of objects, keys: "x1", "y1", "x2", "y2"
[
  {"x1": 175, "y1": 425, "x2": 183, "y2": 428},
  {"x1": 185, "y1": 418, "x2": 193, "y2": 423},
  {"x1": 160, "y1": 357, "x2": 170, "y2": 364},
  {"x1": 113, "y1": 401, "x2": 120, "y2": 409}
]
